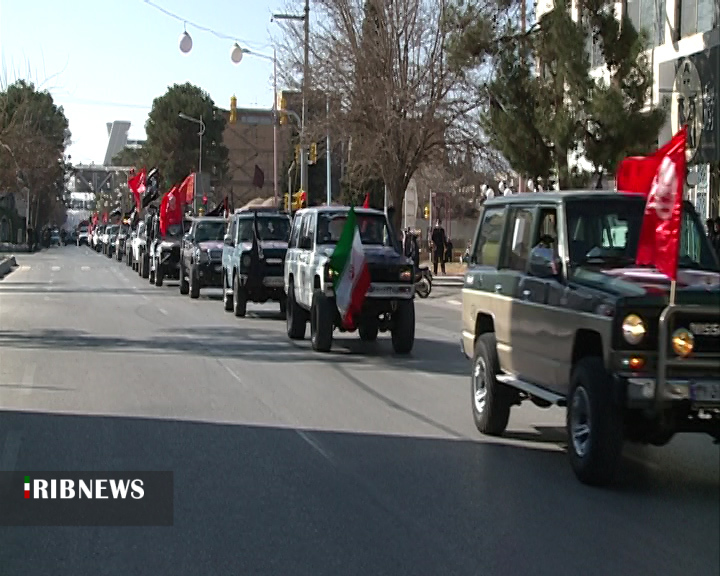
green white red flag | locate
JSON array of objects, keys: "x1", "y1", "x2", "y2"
[{"x1": 329, "y1": 207, "x2": 371, "y2": 330}]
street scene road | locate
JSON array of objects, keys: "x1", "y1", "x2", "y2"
[{"x1": 1, "y1": 247, "x2": 719, "y2": 575}]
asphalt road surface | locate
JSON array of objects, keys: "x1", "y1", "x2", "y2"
[{"x1": 1, "y1": 246, "x2": 718, "y2": 576}]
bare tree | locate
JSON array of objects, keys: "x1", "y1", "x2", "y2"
[{"x1": 276, "y1": 0, "x2": 494, "y2": 229}]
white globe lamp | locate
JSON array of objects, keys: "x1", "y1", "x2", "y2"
[
  {"x1": 179, "y1": 32, "x2": 193, "y2": 54},
  {"x1": 231, "y1": 43, "x2": 244, "y2": 64}
]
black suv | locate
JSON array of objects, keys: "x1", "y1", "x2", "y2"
[
  {"x1": 221, "y1": 208, "x2": 292, "y2": 316},
  {"x1": 180, "y1": 216, "x2": 227, "y2": 298},
  {"x1": 148, "y1": 215, "x2": 189, "y2": 287}
]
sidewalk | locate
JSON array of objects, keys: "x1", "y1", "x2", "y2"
[{"x1": 421, "y1": 260, "x2": 466, "y2": 286}]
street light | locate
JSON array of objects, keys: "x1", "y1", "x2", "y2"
[
  {"x1": 178, "y1": 112, "x2": 206, "y2": 214},
  {"x1": 231, "y1": 44, "x2": 280, "y2": 207},
  {"x1": 273, "y1": 0, "x2": 310, "y2": 198}
]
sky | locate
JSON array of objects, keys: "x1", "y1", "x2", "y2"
[{"x1": 0, "y1": 0, "x2": 287, "y2": 165}]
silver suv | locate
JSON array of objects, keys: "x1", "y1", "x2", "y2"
[{"x1": 284, "y1": 206, "x2": 415, "y2": 353}]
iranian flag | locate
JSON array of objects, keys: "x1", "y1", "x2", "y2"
[{"x1": 329, "y1": 207, "x2": 371, "y2": 330}]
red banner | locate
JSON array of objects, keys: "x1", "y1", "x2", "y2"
[
  {"x1": 179, "y1": 174, "x2": 195, "y2": 206},
  {"x1": 159, "y1": 187, "x2": 184, "y2": 237},
  {"x1": 631, "y1": 127, "x2": 687, "y2": 281},
  {"x1": 128, "y1": 168, "x2": 147, "y2": 213}
]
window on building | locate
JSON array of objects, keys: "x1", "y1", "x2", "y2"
[
  {"x1": 680, "y1": 0, "x2": 716, "y2": 37},
  {"x1": 627, "y1": 0, "x2": 665, "y2": 47}
]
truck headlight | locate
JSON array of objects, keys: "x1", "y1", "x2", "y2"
[
  {"x1": 671, "y1": 328, "x2": 694, "y2": 357},
  {"x1": 325, "y1": 264, "x2": 337, "y2": 284},
  {"x1": 622, "y1": 314, "x2": 646, "y2": 345},
  {"x1": 399, "y1": 267, "x2": 412, "y2": 282}
]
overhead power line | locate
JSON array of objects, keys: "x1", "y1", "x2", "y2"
[
  {"x1": 58, "y1": 97, "x2": 151, "y2": 110},
  {"x1": 142, "y1": 0, "x2": 271, "y2": 51}
]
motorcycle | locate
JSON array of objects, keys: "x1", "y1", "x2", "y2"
[{"x1": 414, "y1": 266, "x2": 432, "y2": 298}]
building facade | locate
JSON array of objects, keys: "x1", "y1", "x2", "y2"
[{"x1": 536, "y1": 0, "x2": 719, "y2": 219}]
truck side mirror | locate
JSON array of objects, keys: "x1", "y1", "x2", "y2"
[{"x1": 224, "y1": 234, "x2": 233, "y2": 246}]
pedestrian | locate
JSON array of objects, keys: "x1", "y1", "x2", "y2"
[{"x1": 430, "y1": 219, "x2": 447, "y2": 275}]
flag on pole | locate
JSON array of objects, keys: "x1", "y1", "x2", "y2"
[
  {"x1": 328, "y1": 207, "x2": 371, "y2": 330},
  {"x1": 128, "y1": 168, "x2": 147, "y2": 212},
  {"x1": 636, "y1": 127, "x2": 687, "y2": 281},
  {"x1": 362, "y1": 193, "x2": 370, "y2": 208},
  {"x1": 617, "y1": 126, "x2": 687, "y2": 281}
]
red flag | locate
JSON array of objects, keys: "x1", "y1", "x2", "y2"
[
  {"x1": 159, "y1": 187, "x2": 184, "y2": 237},
  {"x1": 179, "y1": 174, "x2": 195, "y2": 206},
  {"x1": 616, "y1": 135, "x2": 683, "y2": 195},
  {"x1": 128, "y1": 168, "x2": 147, "y2": 213},
  {"x1": 634, "y1": 127, "x2": 687, "y2": 281},
  {"x1": 363, "y1": 193, "x2": 370, "y2": 208}
]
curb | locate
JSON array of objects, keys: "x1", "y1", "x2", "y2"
[{"x1": 0, "y1": 255, "x2": 18, "y2": 279}]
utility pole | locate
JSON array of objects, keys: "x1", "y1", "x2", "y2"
[
  {"x1": 518, "y1": 0, "x2": 527, "y2": 194},
  {"x1": 326, "y1": 94, "x2": 331, "y2": 205},
  {"x1": 301, "y1": 0, "x2": 310, "y2": 197},
  {"x1": 273, "y1": 2, "x2": 310, "y2": 199}
]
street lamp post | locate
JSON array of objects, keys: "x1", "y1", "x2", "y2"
[
  {"x1": 178, "y1": 112, "x2": 205, "y2": 214},
  {"x1": 273, "y1": 0, "x2": 310, "y2": 197},
  {"x1": 231, "y1": 45, "x2": 280, "y2": 207}
]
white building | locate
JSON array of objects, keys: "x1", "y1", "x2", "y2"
[{"x1": 535, "y1": 0, "x2": 719, "y2": 220}]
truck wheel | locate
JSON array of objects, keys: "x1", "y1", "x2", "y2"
[
  {"x1": 279, "y1": 294, "x2": 287, "y2": 317},
  {"x1": 359, "y1": 322, "x2": 378, "y2": 342},
  {"x1": 189, "y1": 267, "x2": 200, "y2": 299},
  {"x1": 233, "y1": 275, "x2": 247, "y2": 317},
  {"x1": 141, "y1": 253, "x2": 149, "y2": 279},
  {"x1": 472, "y1": 333, "x2": 512, "y2": 436},
  {"x1": 222, "y1": 272, "x2": 233, "y2": 312},
  {"x1": 179, "y1": 264, "x2": 189, "y2": 295},
  {"x1": 155, "y1": 266, "x2": 164, "y2": 287},
  {"x1": 310, "y1": 289, "x2": 333, "y2": 352},
  {"x1": 391, "y1": 300, "x2": 415, "y2": 354},
  {"x1": 286, "y1": 283, "x2": 307, "y2": 340},
  {"x1": 567, "y1": 357, "x2": 624, "y2": 486}
]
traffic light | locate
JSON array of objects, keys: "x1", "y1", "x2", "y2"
[
  {"x1": 283, "y1": 193, "x2": 289, "y2": 211},
  {"x1": 292, "y1": 190, "x2": 306, "y2": 210},
  {"x1": 229, "y1": 95, "x2": 237, "y2": 125},
  {"x1": 424, "y1": 205, "x2": 429, "y2": 219},
  {"x1": 309, "y1": 142, "x2": 317, "y2": 165},
  {"x1": 294, "y1": 144, "x2": 301, "y2": 165},
  {"x1": 277, "y1": 92, "x2": 287, "y2": 125}
]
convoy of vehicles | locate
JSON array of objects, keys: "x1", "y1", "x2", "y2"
[{"x1": 67, "y1": 188, "x2": 718, "y2": 487}]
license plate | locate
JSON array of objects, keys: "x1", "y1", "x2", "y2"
[
  {"x1": 690, "y1": 382, "x2": 720, "y2": 403},
  {"x1": 265, "y1": 276, "x2": 283, "y2": 287}
]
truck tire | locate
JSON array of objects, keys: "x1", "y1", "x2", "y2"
[
  {"x1": 567, "y1": 356, "x2": 624, "y2": 487},
  {"x1": 222, "y1": 272, "x2": 233, "y2": 312},
  {"x1": 310, "y1": 289, "x2": 334, "y2": 352},
  {"x1": 233, "y1": 274, "x2": 247, "y2": 317},
  {"x1": 286, "y1": 282, "x2": 307, "y2": 340},
  {"x1": 359, "y1": 323, "x2": 378, "y2": 342},
  {"x1": 471, "y1": 333, "x2": 512, "y2": 436},
  {"x1": 179, "y1": 264, "x2": 189, "y2": 295},
  {"x1": 141, "y1": 253, "x2": 149, "y2": 279},
  {"x1": 391, "y1": 299, "x2": 415, "y2": 354},
  {"x1": 189, "y1": 267, "x2": 200, "y2": 299},
  {"x1": 155, "y1": 266, "x2": 164, "y2": 287}
]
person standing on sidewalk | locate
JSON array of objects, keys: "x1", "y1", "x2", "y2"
[{"x1": 431, "y1": 219, "x2": 447, "y2": 275}]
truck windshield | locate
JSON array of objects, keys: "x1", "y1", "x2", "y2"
[
  {"x1": 317, "y1": 212, "x2": 391, "y2": 246},
  {"x1": 195, "y1": 221, "x2": 226, "y2": 242},
  {"x1": 237, "y1": 216, "x2": 290, "y2": 242},
  {"x1": 566, "y1": 197, "x2": 720, "y2": 272}
]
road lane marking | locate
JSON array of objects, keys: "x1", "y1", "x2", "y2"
[
  {"x1": 21, "y1": 364, "x2": 36, "y2": 396},
  {"x1": 51, "y1": 266, "x2": 60, "y2": 271},
  {"x1": 81, "y1": 266, "x2": 90, "y2": 271},
  {"x1": 220, "y1": 362, "x2": 335, "y2": 464},
  {"x1": 0, "y1": 429, "x2": 23, "y2": 471},
  {"x1": 158, "y1": 308, "x2": 168, "y2": 315}
]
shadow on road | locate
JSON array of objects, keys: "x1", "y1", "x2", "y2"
[
  {"x1": 0, "y1": 326, "x2": 467, "y2": 376},
  {"x1": 0, "y1": 408, "x2": 717, "y2": 576}
]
